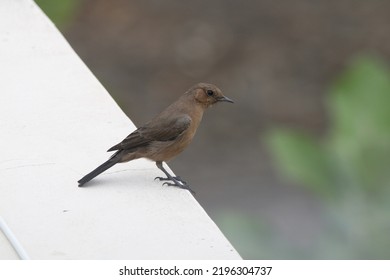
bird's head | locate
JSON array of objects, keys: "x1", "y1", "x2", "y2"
[{"x1": 190, "y1": 83, "x2": 234, "y2": 108}]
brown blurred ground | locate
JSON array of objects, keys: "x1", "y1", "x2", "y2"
[{"x1": 63, "y1": 0, "x2": 390, "y2": 256}]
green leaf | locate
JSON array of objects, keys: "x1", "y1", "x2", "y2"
[
  {"x1": 266, "y1": 129, "x2": 336, "y2": 197},
  {"x1": 328, "y1": 55, "x2": 390, "y2": 191}
]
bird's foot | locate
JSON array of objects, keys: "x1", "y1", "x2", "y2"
[
  {"x1": 155, "y1": 176, "x2": 187, "y2": 185},
  {"x1": 155, "y1": 176, "x2": 195, "y2": 195}
]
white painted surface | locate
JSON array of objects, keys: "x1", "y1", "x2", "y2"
[
  {"x1": 0, "y1": 225, "x2": 19, "y2": 260},
  {"x1": 0, "y1": 0, "x2": 240, "y2": 259}
]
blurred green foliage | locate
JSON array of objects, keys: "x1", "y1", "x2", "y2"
[
  {"x1": 270, "y1": 56, "x2": 390, "y2": 198},
  {"x1": 216, "y1": 211, "x2": 309, "y2": 259},
  {"x1": 220, "y1": 56, "x2": 390, "y2": 259},
  {"x1": 267, "y1": 56, "x2": 390, "y2": 258},
  {"x1": 35, "y1": 0, "x2": 81, "y2": 29}
]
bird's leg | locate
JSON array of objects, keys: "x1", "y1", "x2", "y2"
[
  {"x1": 154, "y1": 161, "x2": 186, "y2": 184},
  {"x1": 155, "y1": 161, "x2": 195, "y2": 194}
]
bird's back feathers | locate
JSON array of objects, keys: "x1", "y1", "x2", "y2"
[{"x1": 107, "y1": 114, "x2": 192, "y2": 152}]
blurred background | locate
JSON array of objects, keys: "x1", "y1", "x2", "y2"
[{"x1": 35, "y1": 0, "x2": 390, "y2": 259}]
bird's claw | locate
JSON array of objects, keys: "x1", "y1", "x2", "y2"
[
  {"x1": 159, "y1": 179, "x2": 195, "y2": 195},
  {"x1": 155, "y1": 176, "x2": 187, "y2": 185}
]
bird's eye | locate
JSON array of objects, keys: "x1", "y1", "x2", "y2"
[{"x1": 206, "y1": 90, "x2": 214, "y2": 96}]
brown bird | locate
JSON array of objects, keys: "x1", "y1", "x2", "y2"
[{"x1": 78, "y1": 83, "x2": 233, "y2": 193}]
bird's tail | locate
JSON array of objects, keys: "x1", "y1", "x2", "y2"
[{"x1": 78, "y1": 152, "x2": 122, "y2": 187}]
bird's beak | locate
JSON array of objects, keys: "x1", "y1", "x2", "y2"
[{"x1": 218, "y1": 96, "x2": 234, "y2": 103}]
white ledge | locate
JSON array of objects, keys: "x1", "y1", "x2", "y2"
[{"x1": 0, "y1": 0, "x2": 240, "y2": 259}]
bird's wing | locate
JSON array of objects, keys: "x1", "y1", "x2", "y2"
[{"x1": 107, "y1": 115, "x2": 192, "y2": 152}]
